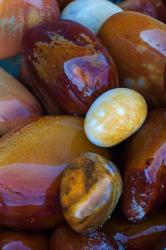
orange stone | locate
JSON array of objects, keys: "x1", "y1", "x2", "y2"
[{"x1": 99, "y1": 11, "x2": 166, "y2": 108}]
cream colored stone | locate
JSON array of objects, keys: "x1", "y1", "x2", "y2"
[{"x1": 84, "y1": 88, "x2": 147, "y2": 147}]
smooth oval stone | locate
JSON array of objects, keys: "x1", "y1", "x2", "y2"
[
  {"x1": 122, "y1": 109, "x2": 166, "y2": 222},
  {"x1": 60, "y1": 153, "x2": 122, "y2": 234},
  {"x1": 22, "y1": 20, "x2": 118, "y2": 116},
  {"x1": 84, "y1": 88, "x2": 147, "y2": 147},
  {"x1": 0, "y1": 230, "x2": 49, "y2": 250},
  {"x1": 0, "y1": 116, "x2": 109, "y2": 230},
  {"x1": 119, "y1": 0, "x2": 166, "y2": 23},
  {"x1": 0, "y1": 68, "x2": 42, "y2": 135},
  {"x1": 61, "y1": 0, "x2": 122, "y2": 33},
  {"x1": 0, "y1": 0, "x2": 60, "y2": 59},
  {"x1": 99, "y1": 11, "x2": 166, "y2": 108}
]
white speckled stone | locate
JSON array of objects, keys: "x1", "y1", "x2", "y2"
[
  {"x1": 84, "y1": 88, "x2": 147, "y2": 147},
  {"x1": 61, "y1": 0, "x2": 122, "y2": 33}
]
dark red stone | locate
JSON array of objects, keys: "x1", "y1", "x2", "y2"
[
  {"x1": 122, "y1": 109, "x2": 166, "y2": 222},
  {"x1": 22, "y1": 20, "x2": 118, "y2": 116}
]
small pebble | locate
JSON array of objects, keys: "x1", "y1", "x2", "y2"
[
  {"x1": 84, "y1": 88, "x2": 147, "y2": 147},
  {"x1": 60, "y1": 152, "x2": 122, "y2": 234}
]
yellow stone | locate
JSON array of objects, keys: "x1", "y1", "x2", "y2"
[{"x1": 84, "y1": 88, "x2": 147, "y2": 147}]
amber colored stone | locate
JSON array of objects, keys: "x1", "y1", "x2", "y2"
[
  {"x1": 119, "y1": 0, "x2": 166, "y2": 23},
  {"x1": 103, "y1": 209, "x2": 166, "y2": 250},
  {"x1": 0, "y1": 0, "x2": 60, "y2": 59},
  {"x1": 0, "y1": 116, "x2": 109, "y2": 230},
  {"x1": 22, "y1": 20, "x2": 119, "y2": 116},
  {"x1": 122, "y1": 109, "x2": 166, "y2": 222},
  {"x1": 99, "y1": 11, "x2": 166, "y2": 108},
  {"x1": 60, "y1": 153, "x2": 122, "y2": 234},
  {"x1": 0, "y1": 68, "x2": 42, "y2": 135},
  {"x1": 0, "y1": 230, "x2": 49, "y2": 250},
  {"x1": 50, "y1": 224, "x2": 123, "y2": 250}
]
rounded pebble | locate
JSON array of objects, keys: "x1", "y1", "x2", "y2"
[
  {"x1": 84, "y1": 88, "x2": 147, "y2": 147},
  {"x1": 99, "y1": 11, "x2": 166, "y2": 108},
  {"x1": 60, "y1": 152, "x2": 122, "y2": 234},
  {"x1": 22, "y1": 20, "x2": 118, "y2": 116},
  {"x1": 61, "y1": 0, "x2": 122, "y2": 33}
]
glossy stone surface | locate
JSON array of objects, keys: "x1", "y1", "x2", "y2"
[
  {"x1": 84, "y1": 88, "x2": 147, "y2": 147},
  {"x1": 119, "y1": 0, "x2": 166, "y2": 23},
  {"x1": 0, "y1": 68, "x2": 42, "y2": 135},
  {"x1": 0, "y1": 230, "x2": 49, "y2": 250},
  {"x1": 50, "y1": 224, "x2": 123, "y2": 250},
  {"x1": 22, "y1": 20, "x2": 119, "y2": 116},
  {"x1": 122, "y1": 109, "x2": 166, "y2": 222},
  {"x1": 0, "y1": 0, "x2": 60, "y2": 59},
  {"x1": 0, "y1": 116, "x2": 108, "y2": 230},
  {"x1": 99, "y1": 11, "x2": 166, "y2": 108},
  {"x1": 103, "y1": 209, "x2": 166, "y2": 250},
  {"x1": 61, "y1": 0, "x2": 122, "y2": 33},
  {"x1": 60, "y1": 153, "x2": 122, "y2": 234}
]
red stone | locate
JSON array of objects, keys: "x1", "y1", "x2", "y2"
[
  {"x1": 122, "y1": 109, "x2": 166, "y2": 222},
  {"x1": 22, "y1": 20, "x2": 119, "y2": 116}
]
